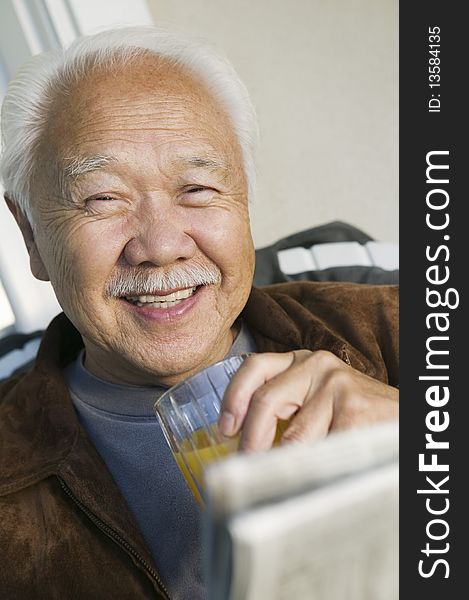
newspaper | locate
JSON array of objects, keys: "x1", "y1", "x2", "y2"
[{"x1": 203, "y1": 422, "x2": 399, "y2": 600}]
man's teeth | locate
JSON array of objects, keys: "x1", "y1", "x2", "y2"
[{"x1": 125, "y1": 287, "x2": 197, "y2": 308}]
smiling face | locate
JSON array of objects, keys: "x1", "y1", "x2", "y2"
[{"x1": 23, "y1": 54, "x2": 255, "y2": 386}]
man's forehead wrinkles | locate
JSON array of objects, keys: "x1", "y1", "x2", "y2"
[
  {"x1": 72, "y1": 117, "x2": 189, "y2": 137},
  {"x1": 68, "y1": 118, "x2": 212, "y2": 147},
  {"x1": 77, "y1": 99, "x2": 198, "y2": 126}
]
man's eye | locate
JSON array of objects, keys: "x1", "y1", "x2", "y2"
[
  {"x1": 89, "y1": 195, "x2": 115, "y2": 201},
  {"x1": 83, "y1": 195, "x2": 120, "y2": 214},
  {"x1": 181, "y1": 186, "x2": 216, "y2": 204},
  {"x1": 185, "y1": 186, "x2": 207, "y2": 193}
]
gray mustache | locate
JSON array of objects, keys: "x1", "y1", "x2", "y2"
[{"x1": 106, "y1": 261, "x2": 221, "y2": 297}]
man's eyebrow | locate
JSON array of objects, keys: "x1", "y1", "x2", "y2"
[
  {"x1": 63, "y1": 155, "x2": 227, "y2": 179},
  {"x1": 176, "y1": 156, "x2": 228, "y2": 170},
  {"x1": 62, "y1": 154, "x2": 117, "y2": 180}
]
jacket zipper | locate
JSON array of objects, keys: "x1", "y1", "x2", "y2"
[{"x1": 57, "y1": 476, "x2": 171, "y2": 600}]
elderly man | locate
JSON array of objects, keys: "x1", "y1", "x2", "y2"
[{"x1": 0, "y1": 27, "x2": 398, "y2": 599}]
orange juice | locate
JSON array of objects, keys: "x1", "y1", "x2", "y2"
[
  {"x1": 175, "y1": 434, "x2": 239, "y2": 504},
  {"x1": 174, "y1": 419, "x2": 291, "y2": 504}
]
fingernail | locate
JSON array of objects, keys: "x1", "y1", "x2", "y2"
[{"x1": 219, "y1": 411, "x2": 236, "y2": 437}]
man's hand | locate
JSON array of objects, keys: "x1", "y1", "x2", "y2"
[{"x1": 218, "y1": 350, "x2": 399, "y2": 452}]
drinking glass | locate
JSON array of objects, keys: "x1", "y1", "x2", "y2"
[{"x1": 154, "y1": 355, "x2": 247, "y2": 504}]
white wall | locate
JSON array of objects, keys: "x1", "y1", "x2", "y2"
[{"x1": 147, "y1": 0, "x2": 398, "y2": 247}]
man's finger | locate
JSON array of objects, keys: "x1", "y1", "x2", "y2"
[
  {"x1": 280, "y1": 391, "x2": 333, "y2": 444},
  {"x1": 219, "y1": 352, "x2": 295, "y2": 436},
  {"x1": 237, "y1": 368, "x2": 311, "y2": 451}
]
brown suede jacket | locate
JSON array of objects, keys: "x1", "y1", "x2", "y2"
[{"x1": 0, "y1": 282, "x2": 398, "y2": 599}]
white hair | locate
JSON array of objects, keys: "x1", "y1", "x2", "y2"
[{"x1": 0, "y1": 26, "x2": 259, "y2": 224}]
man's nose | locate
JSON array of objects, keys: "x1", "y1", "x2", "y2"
[{"x1": 123, "y1": 203, "x2": 197, "y2": 267}]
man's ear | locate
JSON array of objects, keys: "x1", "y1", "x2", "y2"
[{"x1": 5, "y1": 194, "x2": 50, "y2": 282}]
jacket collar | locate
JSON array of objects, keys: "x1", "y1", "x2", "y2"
[
  {"x1": 242, "y1": 285, "x2": 377, "y2": 377},
  {"x1": 0, "y1": 313, "x2": 83, "y2": 495}
]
